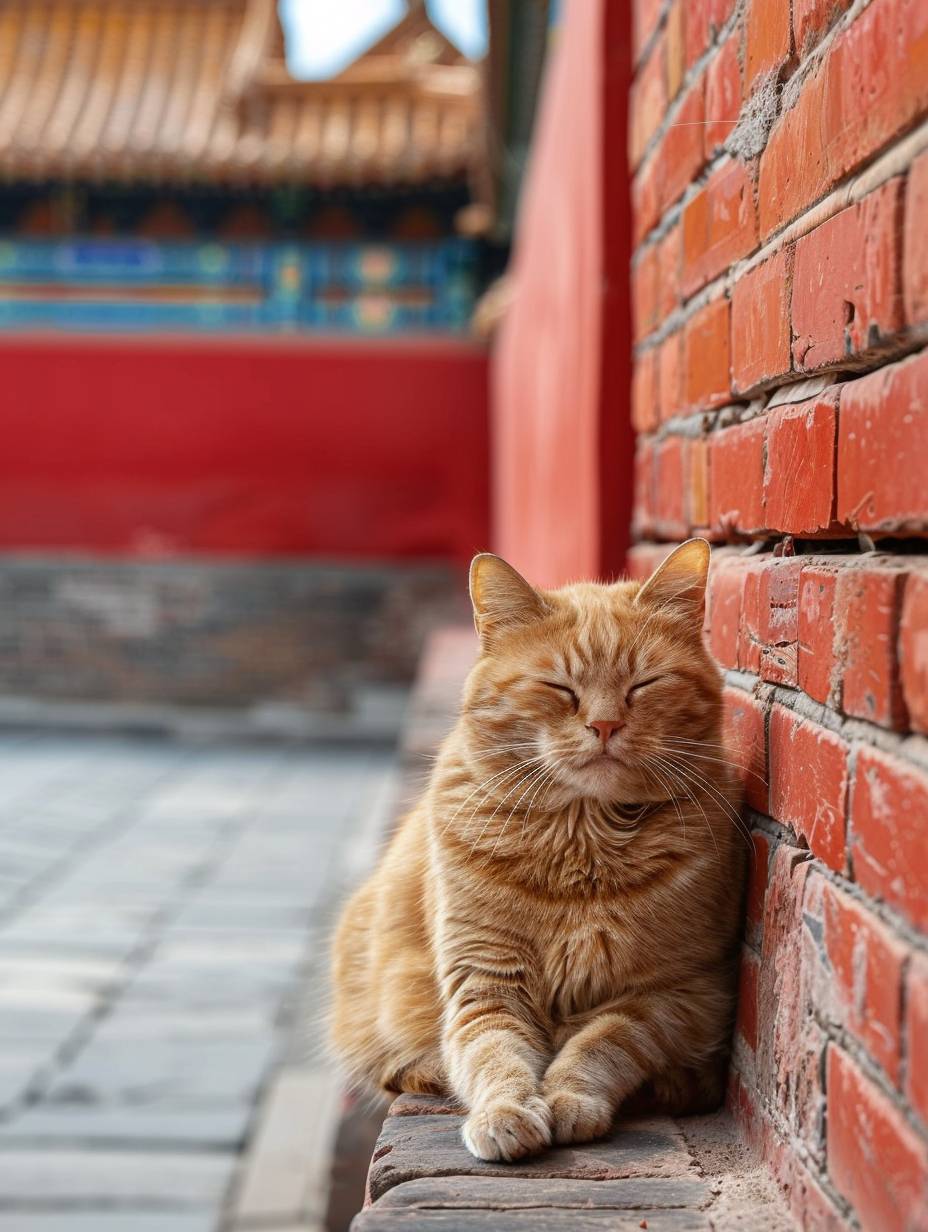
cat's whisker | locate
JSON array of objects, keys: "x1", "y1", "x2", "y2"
[
  {"x1": 487, "y1": 763, "x2": 555, "y2": 862},
  {"x1": 469, "y1": 761, "x2": 552, "y2": 861},
  {"x1": 654, "y1": 743, "x2": 768, "y2": 782},
  {"x1": 646, "y1": 753, "x2": 721, "y2": 863},
  {"x1": 440, "y1": 756, "x2": 546, "y2": 838},
  {"x1": 641, "y1": 757, "x2": 688, "y2": 846},
  {"x1": 656, "y1": 755, "x2": 754, "y2": 853}
]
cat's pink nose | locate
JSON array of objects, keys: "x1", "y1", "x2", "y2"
[{"x1": 587, "y1": 719, "x2": 624, "y2": 747}]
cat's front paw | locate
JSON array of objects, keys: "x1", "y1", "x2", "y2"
[
  {"x1": 544, "y1": 1087, "x2": 613, "y2": 1144},
  {"x1": 462, "y1": 1096, "x2": 552, "y2": 1161}
]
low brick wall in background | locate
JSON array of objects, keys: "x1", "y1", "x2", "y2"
[
  {"x1": 0, "y1": 558, "x2": 461, "y2": 734},
  {"x1": 630, "y1": 0, "x2": 928, "y2": 1226}
]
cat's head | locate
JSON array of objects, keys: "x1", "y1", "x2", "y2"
[{"x1": 461, "y1": 540, "x2": 722, "y2": 806}]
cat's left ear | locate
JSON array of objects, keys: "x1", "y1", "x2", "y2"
[
  {"x1": 635, "y1": 538, "x2": 710, "y2": 618},
  {"x1": 469, "y1": 553, "x2": 547, "y2": 644}
]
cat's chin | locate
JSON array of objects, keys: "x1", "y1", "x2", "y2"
[{"x1": 559, "y1": 757, "x2": 644, "y2": 803}]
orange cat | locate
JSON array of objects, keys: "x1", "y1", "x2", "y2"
[{"x1": 330, "y1": 539, "x2": 746, "y2": 1161}]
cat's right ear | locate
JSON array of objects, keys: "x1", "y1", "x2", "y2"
[{"x1": 469, "y1": 554, "x2": 547, "y2": 644}]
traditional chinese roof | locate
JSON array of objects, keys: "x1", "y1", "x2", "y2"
[{"x1": 0, "y1": 0, "x2": 481, "y2": 188}]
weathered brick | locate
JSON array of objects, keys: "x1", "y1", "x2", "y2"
[
  {"x1": 904, "y1": 149, "x2": 928, "y2": 325},
  {"x1": 709, "y1": 418, "x2": 764, "y2": 533},
  {"x1": 684, "y1": 0, "x2": 710, "y2": 68},
  {"x1": 745, "y1": 0, "x2": 792, "y2": 92},
  {"x1": 900, "y1": 570, "x2": 928, "y2": 735},
  {"x1": 683, "y1": 297, "x2": 730, "y2": 412},
  {"x1": 657, "y1": 224, "x2": 681, "y2": 321},
  {"x1": 632, "y1": 350, "x2": 659, "y2": 433},
  {"x1": 682, "y1": 160, "x2": 758, "y2": 297},
  {"x1": 652, "y1": 437, "x2": 688, "y2": 538},
  {"x1": 723, "y1": 687, "x2": 768, "y2": 813},
  {"x1": 704, "y1": 32, "x2": 741, "y2": 156},
  {"x1": 665, "y1": 0, "x2": 685, "y2": 99},
  {"x1": 791, "y1": 179, "x2": 905, "y2": 372},
  {"x1": 906, "y1": 955, "x2": 928, "y2": 1127},
  {"x1": 687, "y1": 437, "x2": 711, "y2": 529},
  {"x1": 764, "y1": 395, "x2": 837, "y2": 534},
  {"x1": 759, "y1": 558, "x2": 804, "y2": 687},
  {"x1": 836, "y1": 564, "x2": 908, "y2": 729},
  {"x1": 737, "y1": 951, "x2": 759, "y2": 1051},
  {"x1": 708, "y1": 558, "x2": 745, "y2": 668},
  {"x1": 744, "y1": 830, "x2": 771, "y2": 940},
  {"x1": 851, "y1": 747, "x2": 928, "y2": 929},
  {"x1": 633, "y1": 439, "x2": 656, "y2": 538},
  {"x1": 759, "y1": 0, "x2": 928, "y2": 238},
  {"x1": 837, "y1": 350, "x2": 928, "y2": 534},
  {"x1": 738, "y1": 560, "x2": 768, "y2": 675},
  {"x1": 798, "y1": 564, "x2": 841, "y2": 705},
  {"x1": 634, "y1": 79, "x2": 707, "y2": 240},
  {"x1": 768, "y1": 706, "x2": 848, "y2": 871},
  {"x1": 632, "y1": 246, "x2": 660, "y2": 342},
  {"x1": 827, "y1": 1046, "x2": 928, "y2": 1231},
  {"x1": 731, "y1": 248, "x2": 791, "y2": 393},
  {"x1": 631, "y1": 36, "x2": 667, "y2": 167},
  {"x1": 658, "y1": 331, "x2": 683, "y2": 422},
  {"x1": 793, "y1": 0, "x2": 853, "y2": 54},
  {"x1": 822, "y1": 881, "x2": 906, "y2": 1081},
  {"x1": 634, "y1": 0, "x2": 663, "y2": 62}
]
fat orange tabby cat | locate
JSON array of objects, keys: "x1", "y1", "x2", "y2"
[{"x1": 330, "y1": 539, "x2": 746, "y2": 1162}]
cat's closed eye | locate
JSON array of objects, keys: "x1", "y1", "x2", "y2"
[
  {"x1": 541, "y1": 681, "x2": 579, "y2": 711},
  {"x1": 627, "y1": 676, "x2": 663, "y2": 699}
]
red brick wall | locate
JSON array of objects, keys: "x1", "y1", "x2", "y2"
[{"x1": 629, "y1": 0, "x2": 928, "y2": 1226}]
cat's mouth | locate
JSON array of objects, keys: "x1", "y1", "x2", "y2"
[{"x1": 582, "y1": 752, "x2": 623, "y2": 768}]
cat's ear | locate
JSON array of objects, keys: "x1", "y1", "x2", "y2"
[
  {"x1": 469, "y1": 553, "x2": 547, "y2": 643},
  {"x1": 635, "y1": 538, "x2": 710, "y2": 618}
]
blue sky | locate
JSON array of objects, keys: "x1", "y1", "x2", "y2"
[{"x1": 280, "y1": 0, "x2": 488, "y2": 79}]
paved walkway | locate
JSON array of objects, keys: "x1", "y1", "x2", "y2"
[{"x1": 0, "y1": 731, "x2": 396, "y2": 1232}]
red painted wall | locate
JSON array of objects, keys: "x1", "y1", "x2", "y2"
[
  {"x1": 0, "y1": 335, "x2": 488, "y2": 562},
  {"x1": 491, "y1": 0, "x2": 633, "y2": 586}
]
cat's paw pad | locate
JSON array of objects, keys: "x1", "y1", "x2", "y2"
[
  {"x1": 462, "y1": 1096, "x2": 552, "y2": 1161},
  {"x1": 545, "y1": 1088, "x2": 613, "y2": 1144}
]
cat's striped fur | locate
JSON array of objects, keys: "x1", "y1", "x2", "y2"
[{"x1": 330, "y1": 540, "x2": 746, "y2": 1161}]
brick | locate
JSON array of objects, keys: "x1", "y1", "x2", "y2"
[
  {"x1": 736, "y1": 952, "x2": 759, "y2": 1051},
  {"x1": 665, "y1": 0, "x2": 685, "y2": 99},
  {"x1": 827, "y1": 1046, "x2": 928, "y2": 1231},
  {"x1": 632, "y1": 350, "x2": 659, "y2": 433},
  {"x1": 709, "y1": 418, "x2": 765, "y2": 534},
  {"x1": 798, "y1": 564, "x2": 840, "y2": 705},
  {"x1": 723, "y1": 687, "x2": 768, "y2": 813},
  {"x1": 633, "y1": 246, "x2": 660, "y2": 342},
  {"x1": 791, "y1": 179, "x2": 905, "y2": 371},
  {"x1": 687, "y1": 438, "x2": 710, "y2": 529},
  {"x1": 652, "y1": 437, "x2": 688, "y2": 538},
  {"x1": 704, "y1": 32, "x2": 741, "y2": 156},
  {"x1": 745, "y1": 0, "x2": 792, "y2": 92},
  {"x1": 759, "y1": 0, "x2": 928, "y2": 238},
  {"x1": 763, "y1": 395, "x2": 837, "y2": 534},
  {"x1": 634, "y1": 0, "x2": 663, "y2": 62},
  {"x1": 822, "y1": 881, "x2": 906, "y2": 1081},
  {"x1": 633, "y1": 439, "x2": 656, "y2": 537},
  {"x1": 836, "y1": 565, "x2": 908, "y2": 729},
  {"x1": 658, "y1": 331, "x2": 683, "y2": 423},
  {"x1": 904, "y1": 150, "x2": 928, "y2": 325},
  {"x1": 851, "y1": 747, "x2": 928, "y2": 929},
  {"x1": 768, "y1": 706, "x2": 848, "y2": 871},
  {"x1": 744, "y1": 830, "x2": 770, "y2": 939},
  {"x1": 731, "y1": 249, "x2": 791, "y2": 394},
  {"x1": 759, "y1": 558, "x2": 803, "y2": 687},
  {"x1": 906, "y1": 955, "x2": 928, "y2": 1126},
  {"x1": 683, "y1": 296, "x2": 730, "y2": 413},
  {"x1": 657, "y1": 224, "x2": 681, "y2": 320},
  {"x1": 682, "y1": 160, "x2": 758, "y2": 297},
  {"x1": 793, "y1": 0, "x2": 853, "y2": 54},
  {"x1": 901, "y1": 571, "x2": 928, "y2": 735},
  {"x1": 631, "y1": 37, "x2": 667, "y2": 167},
  {"x1": 738, "y1": 559, "x2": 766, "y2": 674},
  {"x1": 684, "y1": 0, "x2": 737, "y2": 67},
  {"x1": 634, "y1": 81, "x2": 708, "y2": 242},
  {"x1": 708, "y1": 559, "x2": 745, "y2": 668},
  {"x1": 837, "y1": 350, "x2": 928, "y2": 534},
  {"x1": 628, "y1": 543, "x2": 674, "y2": 581}
]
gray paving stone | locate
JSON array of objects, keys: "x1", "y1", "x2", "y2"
[
  {"x1": 375, "y1": 1175, "x2": 710, "y2": 1210},
  {"x1": 0, "y1": 1216, "x2": 215, "y2": 1232},
  {"x1": 0, "y1": 1102, "x2": 254, "y2": 1148},
  {"x1": 0, "y1": 1149, "x2": 236, "y2": 1206},
  {"x1": 353, "y1": 1211, "x2": 709, "y2": 1230}
]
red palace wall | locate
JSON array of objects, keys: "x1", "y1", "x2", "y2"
[
  {"x1": 0, "y1": 334, "x2": 489, "y2": 563},
  {"x1": 491, "y1": 0, "x2": 634, "y2": 587},
  {"x1": 630, "y1": 0, "x2": 928, "y2": 1226}
]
